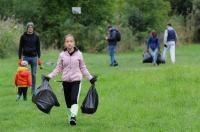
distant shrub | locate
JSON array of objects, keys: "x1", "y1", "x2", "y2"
[{"x1": 0, "y1": 19, "x2": 23, "y2": 58}]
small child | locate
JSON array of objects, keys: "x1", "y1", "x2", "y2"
[{"x1": 15, "y1": 61, "x2": 32, "y2": 101}]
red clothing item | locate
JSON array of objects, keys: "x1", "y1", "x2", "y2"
[{"x1": 15, "y1": 66, "x2": 32, "y2": 87}]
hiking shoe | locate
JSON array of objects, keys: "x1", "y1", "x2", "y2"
[{"x1": 70, "y1": 117, "x2": 76, "y2": 126}]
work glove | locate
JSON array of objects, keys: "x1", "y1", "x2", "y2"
[
  {"x1": 18, "y1": 59, "x2": 22, "y2": 65},
  {"x1": 38, "y1": 58, "x2": 42, "y2": 65},
  {"x1": 90, "y1": 76, "x2": 97, "y2": 85}
]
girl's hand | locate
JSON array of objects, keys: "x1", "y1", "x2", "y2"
[
  {"x1": 90, "y1": 76, "x2": 97, "y2": 85},
  {"x1": 44, "y1": 76, "x2": 51, "y2": 81}
]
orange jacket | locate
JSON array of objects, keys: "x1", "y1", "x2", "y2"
[{"x1": 15, "y1": 66, "x2": 32, "y2": 87}]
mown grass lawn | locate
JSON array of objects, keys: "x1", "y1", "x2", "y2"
[{"x1": 0, "y1": 45, "x2": 200, "y2": 132}]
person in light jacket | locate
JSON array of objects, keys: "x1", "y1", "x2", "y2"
[
  {"x1": 163, "y1": 23, "x2": 178, "y2": 64},
  {"x1": 46, "y1": 34, "x2": 97, "y2": 126}
]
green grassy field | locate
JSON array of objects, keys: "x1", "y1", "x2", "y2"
[{"x1": 0, "y1": 45, "x2": 200, "y2": 132}]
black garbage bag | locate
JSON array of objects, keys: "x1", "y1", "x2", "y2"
[
  {"x1": 156, "y1": 53, "x2": 165, "y2": 65},
  {"x1": 143, "y1": 52, "x2": 153, "y2": 63},
  {"x1": 81, "y1": 84, "x2": 98, "y2": 114},
  {"x1": 32, "y1": 76, "x2": 60, "y2": 114}
]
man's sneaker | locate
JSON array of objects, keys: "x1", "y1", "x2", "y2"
[
  {"x1": 113, "y1": 60, "x2": 118, "y2": 67},
  {"x1": 113, "y1": 63, "x2": 118, "y2": 67},
  {"x1": 70, "y1": 117, "x2": 76, "y2": 126}
]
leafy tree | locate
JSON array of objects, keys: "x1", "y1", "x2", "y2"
[
  {"x1": 192, "y1": 0, "x2": 200, "y2": 42},
  {"x1": 12, "y1": 0, "x2": 41, "y2": 23},
  {"x1": 0, "y1": 0, "x2": 114, "y2": 50},
  {"x1": 33, "y1": 0, "x2": 114, "y2": 49},
  {"x1": 125, "y1": 0, "x2": 170, "y2": 44},
  {"x1": 167, "y1": 0, "x2": 193, "y2": 16},
  {"x1": 0, "y1": 0, "x2": 13, "y2": 19}
]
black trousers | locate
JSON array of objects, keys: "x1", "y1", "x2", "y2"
[
  {"x1": 18, "y1": 87, "x2": 28, "y2": 99},
  {"x1": 62, "y1": 81, "x2": 81, "y2": 108}
]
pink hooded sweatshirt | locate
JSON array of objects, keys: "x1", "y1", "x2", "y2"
[{"x1": 48, "y1": 49, "x2": 92, "y2": 82}]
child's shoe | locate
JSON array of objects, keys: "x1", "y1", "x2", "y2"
[
  {"x1": 70, "y1": 117, "x2": 76, "y2": 126},
  {"x1": 16, "y1": 95, "x2": 21, "y2": 101},
  {"x1": 23, "y1": 97, "x2": 27, "y2": 101}
]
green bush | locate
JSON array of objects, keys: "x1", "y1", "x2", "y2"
[
  {"x1": 0, "y1": 19, "x2": 23, "y2": 58},
  {"x1": 125, "y1": 0, "x2": 170, "y2": 44}
]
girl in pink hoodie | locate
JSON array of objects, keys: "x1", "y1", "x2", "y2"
[{"x1": 47, "y1": 34, "x2": 96, "y2": 126}]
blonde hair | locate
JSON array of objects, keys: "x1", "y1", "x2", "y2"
[{"x1": 64, "y1": 34, "x2": 75, "y2": 41}]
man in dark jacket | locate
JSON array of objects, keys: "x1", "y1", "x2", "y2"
[
  {"x1": 106, "y1": 26, "x2": 118, "y2": 67},
  {"x1": 18, "y1": 22, "x2": 42, "y2": 95}
]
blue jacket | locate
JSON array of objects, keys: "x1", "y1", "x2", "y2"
[
  {"x1": 147, "y1": 37, "x2": 160, "y2": 51},
  {"x1": 108, "y1": 28, "x2": 117, "y2": 46}
]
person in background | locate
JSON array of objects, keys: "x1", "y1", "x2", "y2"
[
  {"x1": 18, "y1": 22, "x2": 42, "y2": 95},
  {"x1": 105, "y1": 25, "x2": 118, "y2": 67},
  {"x1": 163, "y1": 23, "x2": 178, "y2": 64},
  {"x1": 46, "y1": 34, "x2": 97, "y2": 126},
  {"x1": 15, "y1": 61, "x2": 32, "y2": 101},
  {"x1": 146, "y1": 31, "x2": 160, "y2": 65}
]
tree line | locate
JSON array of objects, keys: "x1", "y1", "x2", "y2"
[{"x1": 0, "y1": 0, "x2": 199, "y2": 53}]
